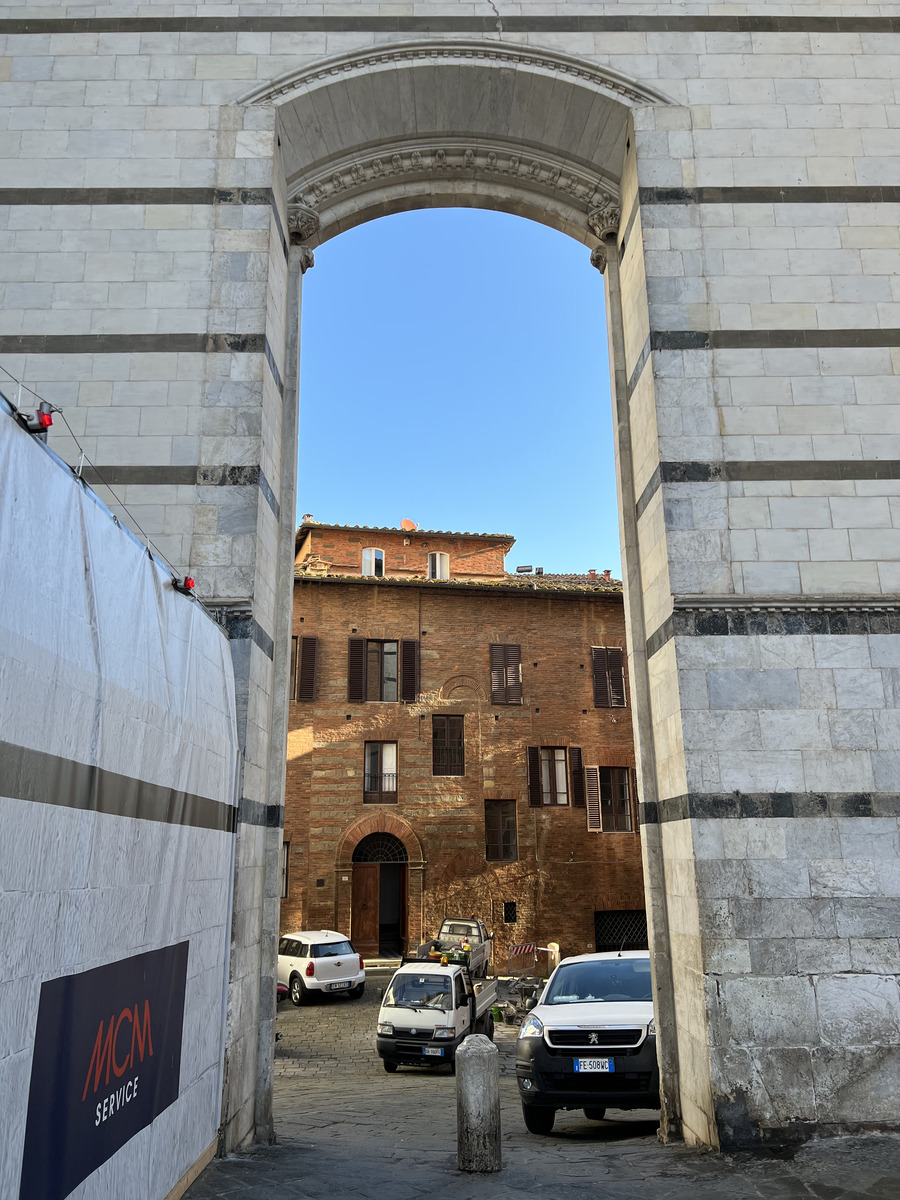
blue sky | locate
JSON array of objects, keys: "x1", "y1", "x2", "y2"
[{"x1": 298, "y1": 208, "x2": 622, "y2": 577}]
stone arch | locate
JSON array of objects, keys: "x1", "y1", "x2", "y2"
[
  {"x1": 336, "y1": 809, "x2": 424, "y2": 868},
  {"x1": 440, "y1": 674, "x2": 487, "y2": 701},
  {"x1": 241, "y1": 40, "x2": 674, "y2": 248}
]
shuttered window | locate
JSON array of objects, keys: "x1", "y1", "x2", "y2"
[
  {"x1": 527, "y1": 747, "x2": 581, "y2": 806},
  {"x1": 293, "y1": 635, "x2": 318, "y2": 701},
  {"x1": 585, "y1": 767, "x2": 634, "y2": 831},
  {"x1": 347, "y1": 637, "x2": 418, "y2": 702},
  {"x1": 569, "y1": 746, "x2": 586, "y2": 807},
  {"x1": 591, "y1": 646, "x2": 627, "y2": 708},
  {"x1": 489, "y1": 643, "x2": 523, "y2": 705},
  {"x1": 433, "y1": 715, "x2": 465, "y2": 776},
  {"x1": 400, "y1": 638, "x2": 419, "y2": 702},
  {"x1": 347, "y1": 637, "x2": 366, "y2": 702},
  {"x1": 585, "y1": 767, "x2": 602, "y2": 831}
]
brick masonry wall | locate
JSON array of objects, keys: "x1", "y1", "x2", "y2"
[
  {"x1": 281, "y1": 577, "x2": 644, "y2": 963},
  {"x1": 296, "y1": 526, "x2": 514, "y2": 581}
]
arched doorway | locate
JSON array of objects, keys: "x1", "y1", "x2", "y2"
[{"x1": 351, "y1": 833, "x2": 409, "y2": 958}]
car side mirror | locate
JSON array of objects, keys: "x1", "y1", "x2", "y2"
[
  {"x1": 525, "y1": 996, "x2": 538, "y2": 1012},
  {"x1": 488, "y1": 932, "x2": 494, "y2": 939}
]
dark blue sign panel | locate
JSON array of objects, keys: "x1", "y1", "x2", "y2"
[{"x1": 19, "y1": 942, "x2": 189, "y2": 1200}]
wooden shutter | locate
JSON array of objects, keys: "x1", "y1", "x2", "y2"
[
  {"x1": 505, "y1": 643, "x2": 523, "y2": 704},
  {"x1": 400, "y1": 639, "x2": 419, "y2": 702},
  {"x1": 347, "y1": 637, "x2": 366, "y2": 702},
  {"x1": 289, "y1": 635, "x2": 299, "y2": 700},
  {"x1": 569, "y1": 746, "x2": 586, "y2": 807},
  {"x1": 490, "y1": 643, "x2": 522, "y2": 705},
  {"x1": 296, "y1": 636, "x2": 318, "y2": 701},
  {"x1": 527, "y1": 746, "x2": 542, "y2": 807},
  {"x1": 592, "y1": 646, "x2": 627, "y2": 708},
  {"x1": 585, "y1": 767, "x2": 602, "y2": 831}
]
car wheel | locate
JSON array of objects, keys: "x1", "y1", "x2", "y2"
[
  {"x1": 290, "y1": 975, "x2": 310, "y2": 1006},
  {"x1": 448, "y1": 1057, "x2": 456, "y2": 1075},
  {"x1": 383, "y1": 1060, "x2": 398, "y2": 1073},
  {"x1": 350, "y1": 981, "x2": 365, "y2": 999},
  {"x1": 583, "y1": 1107, "x2": 607, "y2": 1122},
  {"x1": 522, "y1": 1104, "x2": 555, "y2": 1135},
  {"x1": 485, "y1": 1014, "x2": 494, "y2": 1041}
]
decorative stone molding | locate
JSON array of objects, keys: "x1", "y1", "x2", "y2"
[
  {"x1": 439, "y1": 674, "x2": 487, "y2": 701},
  {"x1": 588, "y1": 195, "x2": 622, "y2": 240},
  {"x1": 239, "y1": 40, "x2": 674, "y2": 109},
  {"x1": 335, "y1": 810, "x2": 425, "y2": 866},
  {"x1": 289, "y1": 139, "x2": 619, "y2": 238},
  {"x1": 298, "y1": 244, "x2": 315, "y2": 274},
  {"x1": 590, "y1": 245, "x2": 608, "y2": 273},
  {"x1": 287, "y1": 202, "x2": 319, "y2": 242}
]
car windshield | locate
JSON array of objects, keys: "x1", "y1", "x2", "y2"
[
  {"x1": 384, "y1": 974, "x2": 451, "y2": 1009},
  {"x1": 313, "y1": 941, "x2": 354, "y2": 958},
  {"x1": 543, "y1": 959, "x2": 652, "y2": 1004}
]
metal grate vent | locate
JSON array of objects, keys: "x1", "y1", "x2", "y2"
[
  {"x1": 352, "y1": 832, "x2": 408, "y2": 863},
  {"x1": 503, "y1": 901, "x2": 517, "y2": 924},
  {"x1": 593, "y1": 909, "x2": 648, "y2": 953}
]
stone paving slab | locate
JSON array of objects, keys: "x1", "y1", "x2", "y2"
[{"x1": 187, "y1": 976, "x2": 900, "y2": 1200}]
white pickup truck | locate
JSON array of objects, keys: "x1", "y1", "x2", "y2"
[{"x1": 376, "y1": 962, "x2": 498, "y2": 1073}]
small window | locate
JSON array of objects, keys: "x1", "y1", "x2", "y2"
[
  {"x1": 362, "y1": 547, "x2": 384, "y2": 577},
  {"x1": 485, "y1": 799, "x2": 518, "y2": 862},
  {"x1": 592, "y1": 646, "x2": 627, "y2": 708},
  {"x1": 489, "y1": 643, "x2": 523, "y2": 705},
  {"x1": 281, "y1": 842, "x2": 289, "y2": 898},
  {"x1": 278, "y1": 936, "x2": 291, "y2": 955},
  {"x1": 433, "y1": 715, "x2": 465, "y2": 776},
  {"x1": 428, "y1": 551, "x2": 449, "y2": 580},
  {"x1": 503, "y1": 901, "x2": 517, "y2": 924},
  {"x1": 364, "y1": 742, "x2": 398, "y2": 802}
]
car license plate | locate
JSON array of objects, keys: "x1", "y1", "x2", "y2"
[
  {"x1": 423, "y1": 1047, "x2": 444, "y2": 1057},
  {"x1": 330, "y1": 981, "x2": 351, "y2": 991},
  {"x1": 574, "y1": 1058, "x2": 613, "y2": 1073}
]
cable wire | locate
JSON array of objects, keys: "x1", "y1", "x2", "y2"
[{"x1": 0, "y1": 361, "x2": 215, "y2": 613}]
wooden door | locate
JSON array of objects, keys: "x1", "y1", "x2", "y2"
[
  {"x1": 351, "y1": 863, "x2": 379, "y2": 956},
  {"x1": 398, "y1": 865, "x2": 409, "y2": 956}
]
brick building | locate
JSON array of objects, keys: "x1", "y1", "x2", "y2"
[{"x1": 281, "y1": 520, "x2": 645, "y2": 964}]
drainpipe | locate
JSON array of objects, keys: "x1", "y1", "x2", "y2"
[{"x1": 592, "y1": 229, "x2": 682, "y2": 1141}]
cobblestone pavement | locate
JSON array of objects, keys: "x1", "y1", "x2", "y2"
[{"x1": 187, "y1": 972, "x2": 900, "y2": 1200}]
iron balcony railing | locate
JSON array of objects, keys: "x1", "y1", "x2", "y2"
[
  {"x1": 432, "y1": 747, "x2": 465, "y2": 775},
  {"x1": 364, "y1": 772, "x2": 397, "y2": 793}
]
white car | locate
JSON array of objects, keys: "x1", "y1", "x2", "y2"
[{"x1": 277, "y1": 930, "x2": 365, "y2": 1005}]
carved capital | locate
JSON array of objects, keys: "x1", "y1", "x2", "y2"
[
  {"x1": 298, "y1": 244, "x2": 315, "y2": 274},
  {"x1": 590, "y1": 244, "x2": 608, "y2": 273},
  {"x1": 287, "y1": 202, "x2": 320, "y2": 243},
  {"x1": 588, "y1": 194, "x2": 621, "y2": 241}
]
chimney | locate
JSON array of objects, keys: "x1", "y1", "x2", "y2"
[
  {"x1": 602, "y1": 569, "x2": 611, "y2": 580},
  {"x1": 301, "y1": 513, "x2": 314, "y2": 523},
  {"x1": 588, "y1": 569, "x2": 597, "y2": 579}
]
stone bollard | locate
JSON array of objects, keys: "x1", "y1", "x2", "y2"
[{"x1": 456, "y1": 1034, "x2": 502, "y2": 1173}]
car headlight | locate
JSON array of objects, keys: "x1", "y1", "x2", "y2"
[
  {"x1": 518, "y1": 1014, "x2": 544, "y2": 1040},
  {"x1": 377, "y1": 1022, "x2": 393, "y2": 1035},
  {"x1": 647, "y1": 1018, "x2": 656, "y2": 1037},
  {"x1": 433, "y1": 1026, "x2": 454, "y2": 1039}
]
